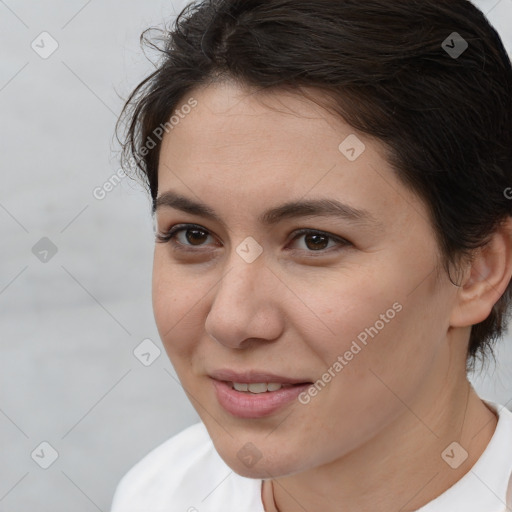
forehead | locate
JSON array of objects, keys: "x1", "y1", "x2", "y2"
[
  {"x1": 161, "y1": 82, "x2": 360, "y2": 158},
  {"x1": 156, "y1": 82, "x2": 428, "y2": 229}
]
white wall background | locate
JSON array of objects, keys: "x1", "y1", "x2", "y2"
[{"x1": 0, "y1": 1, "x2": 511, "y2": 511}]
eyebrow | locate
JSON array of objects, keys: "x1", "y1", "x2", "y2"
[{"x1": 154, "y1": 191, "x2": 381, "y2": 229}]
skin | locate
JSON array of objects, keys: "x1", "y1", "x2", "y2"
[{"x1": 152, "y1": 81, "x2": 512, "y2": 512}]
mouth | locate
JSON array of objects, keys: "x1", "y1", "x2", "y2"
[
  {"x1": 227, "y1": 381, "x2": 309, "y2": 393},
  {"x1": 208, "y1": 370, "x2": 314, "y2": 418},
  {"x1": 208, "y1": 368, "x2": 312, "y2": 387}
]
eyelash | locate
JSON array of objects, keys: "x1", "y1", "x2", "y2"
[{"x1": 155, "y1": 223, "x2": 351, "y2": 255}]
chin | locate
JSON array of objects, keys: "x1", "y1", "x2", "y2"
[
  {"x1": 215, "y1": 440, "x2": 309, "y2": 480},
  {"x1": 230, "y1": 462, "x2": 272, "y2": 479}
]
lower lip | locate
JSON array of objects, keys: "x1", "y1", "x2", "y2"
[{"x1": 211, "y1": 379, "x2": 312, "y2": 419}]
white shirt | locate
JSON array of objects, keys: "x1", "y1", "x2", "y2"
[{"x1": 111, "y1": 400, "x2": 512, "y2": 512}]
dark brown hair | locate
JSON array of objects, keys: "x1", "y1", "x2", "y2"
[{"x1": 117, "y1": 0, "x2": 512, "y2": 372}]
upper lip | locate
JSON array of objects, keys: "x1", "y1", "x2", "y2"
[{"x1": 209, "y1": 369, "x2": 312, "y2": 384}]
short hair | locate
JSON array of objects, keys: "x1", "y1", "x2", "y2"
[{"x1": 117, "y1": 0, "x2": 512, "y2": 373}]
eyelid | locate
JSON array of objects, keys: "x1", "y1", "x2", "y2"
[
  {"x1": 156, "y1": 223, "x2": 351, "y2": 253},
  {"x1": 155, "y1": 223, "x2": 218, "y2": 247}
]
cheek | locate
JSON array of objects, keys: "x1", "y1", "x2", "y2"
[
  {"x1": 317, "y1": 271, "x2": 450, "y2": 418},
  {"x1": 294, "y1": 261, "x2": 442, "y2": 385},
  {"x1": 286, "y1": 265, "x2": 400, "y2": 353},
  {"x1": 151, "y1": 251, "x2": 208, "y2": 357}
]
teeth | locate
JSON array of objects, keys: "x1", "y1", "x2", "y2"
[
  {"x1": 232, "y1": 382, "x2": 284, "y2": 393},
  {"x1": 248, "y1": 383, "x2": 268, "y2": 393}
]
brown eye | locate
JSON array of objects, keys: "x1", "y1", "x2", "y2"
[
  {"x1": 288, "y1": 229, "x2": 350, "y2": 254},
  {"x1": 185, "y1": 228, "x2": 209, "y2": 246},
  {"x1": 303, "y1": 233, "x2": 330, "y2": 251},
  {"x1": 156, "y1": 224, "x2": 217, "y2": 250}
]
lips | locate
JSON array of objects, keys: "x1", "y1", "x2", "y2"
[
  {"x1": 211, "y1": 379, "x2": 313, "y2": 418},
  {"x1": 208, "y1": 369, "x2": 314, "y2": 418},
  {"x1": 208, "y1": 369, "x2": 312, "y2": 385}
]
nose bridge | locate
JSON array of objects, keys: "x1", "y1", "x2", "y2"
[
  {"x1": 223, "y1": 231, "x2": 272, "y2": 295},
  {"x1": 214, "y1": 245, "x2": 269, "y2": 317},
  {"x1": 222, "y1": 247, "x2": 265, "y2": 299},
  {"x1": 204, "y1": 245, "x2": 283, "y2": 348}
]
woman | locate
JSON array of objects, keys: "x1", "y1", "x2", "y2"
[{"x1": 111, "y1": 0, "x2": 512, "y2": 510}]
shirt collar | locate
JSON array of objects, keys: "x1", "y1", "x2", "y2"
[{"x1": 416, "y1": 400, "x2": 512, "y2": 512}]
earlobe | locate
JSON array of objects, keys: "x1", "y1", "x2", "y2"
[{"x1": 450, "y1": 217, "x2": 512, "y2": 328}]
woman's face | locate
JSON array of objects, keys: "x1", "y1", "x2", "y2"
[{"x1": 153, "y1": 81, "x2": 461, "y2": 478}]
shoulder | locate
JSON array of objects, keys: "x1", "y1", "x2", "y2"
[
  {"x1": 111, "y1": 422, "x2": 212, "y2": 510},
  {"x1": 478, "y1": 400, "x2": 512, "y2": 466},
  {"x1": 485, "y1": 399, "x2": 512, "y2": 434},
  {"x1": 111, "y1": 422, "x2": 264, "y2": 512}
]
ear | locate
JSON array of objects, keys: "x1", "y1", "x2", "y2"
[{"x1": 450, "y1": 216, "x2": 512, "y2": 328}]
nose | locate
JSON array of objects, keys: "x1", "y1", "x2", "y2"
[{"x1": 204, "y1": 251, "x2": 285, "y2": 350}]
